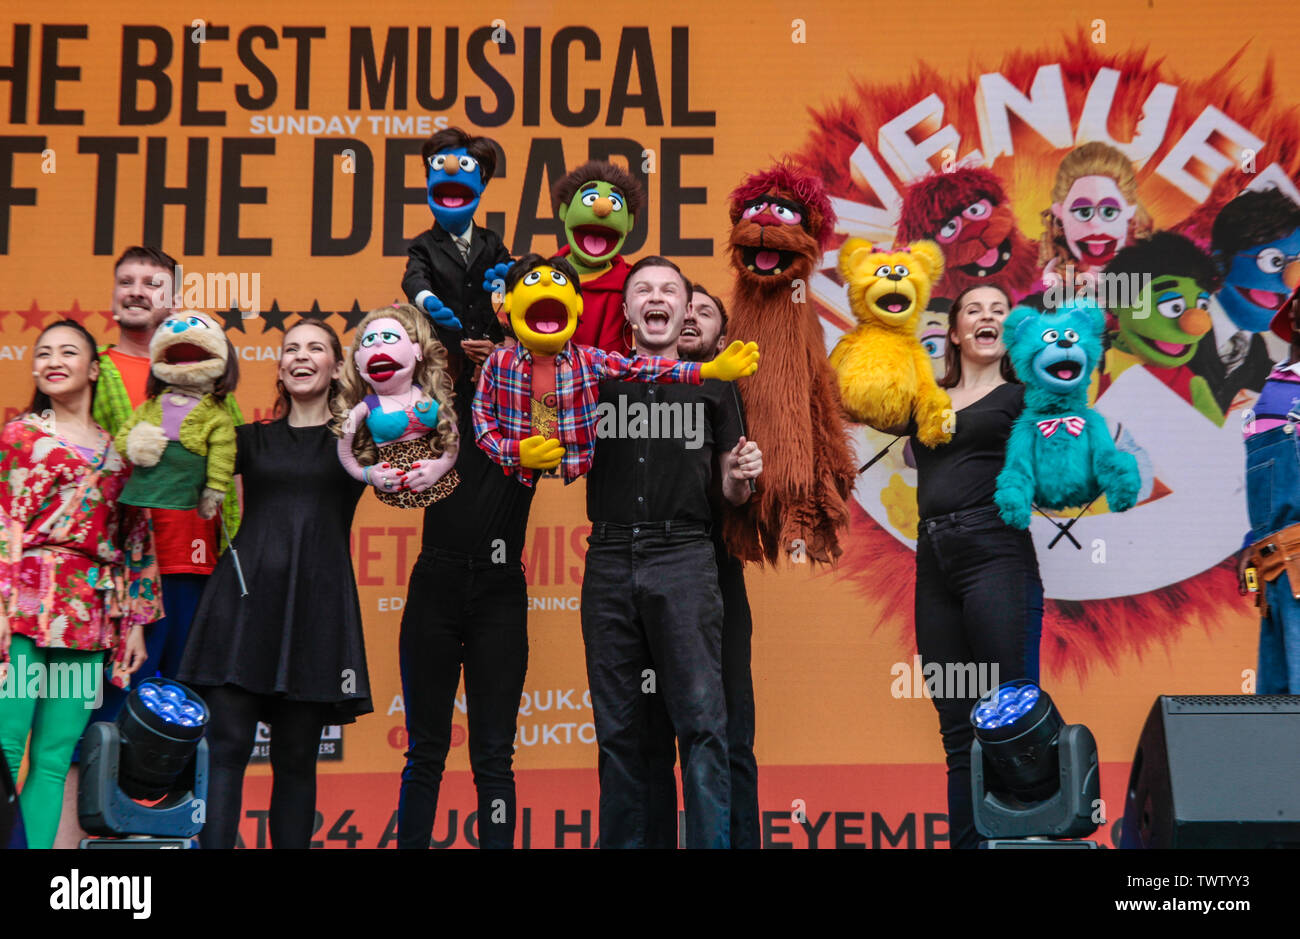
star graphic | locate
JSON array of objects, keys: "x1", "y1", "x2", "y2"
[
  {"x1": 338, "y1": 300, "x2": 368, "y2": 333},
  {"x1": 217, "y1": 304, "x2": 247, "y2": 334},
  {"x1": 259, "y1": 299, "x2": 292, "y2": 333},
  {"x1": 57, "y1": 299, "x2": 93, "y2": 327},
  {"x1": 18, "y1": 300, "x2": 49, "y2": 331},
  {"x1": 94, "y1": 308, "x2": 118, "y2": 331}
]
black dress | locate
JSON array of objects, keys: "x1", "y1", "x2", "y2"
[{"x1": 178, "y1": 418, "x2": 373, "y2": 723}]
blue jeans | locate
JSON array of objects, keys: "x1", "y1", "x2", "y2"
[{"x1": 1245, "y1": 421, "x2": 1300, "y2": 692}]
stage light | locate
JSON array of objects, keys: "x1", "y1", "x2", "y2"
[
  {"x1": 970, "y1": 679, "x2": 1101, "y2": 846},
  {"x1": 79, "y1": 678, "x2": 211, "y2": 846}
]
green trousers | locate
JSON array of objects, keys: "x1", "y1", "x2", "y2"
[{"x1": 0, "y1": 634, "x2": 105, "y2": 848}]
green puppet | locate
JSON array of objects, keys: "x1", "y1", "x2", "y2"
[
  {"x1": 550, "y1": 160, "x2": 646, "y2": 353},
  {"x1": 1101, "y1": 232, "x2": 1224, "y2": 425}
]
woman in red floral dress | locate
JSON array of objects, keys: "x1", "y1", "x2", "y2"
[{"x1": 0, "y1": 319, "x2": 161, "y2": 848}]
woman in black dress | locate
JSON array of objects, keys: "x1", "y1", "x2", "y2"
[
  {"x1": 909, "y1": 284, "x2": 1043, "y2": 850},
  {"x1": 180, "y1": 318, "x2": 374, "y2": 849}
]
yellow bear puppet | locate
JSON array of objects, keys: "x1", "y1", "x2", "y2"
[{"x1": 830, "y1": 239, "x2": 953, "y2": 448}]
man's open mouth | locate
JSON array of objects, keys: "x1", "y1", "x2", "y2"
[
  {"x1": 573, "y1": 225, "x2": 620, "y2": 259},
  {"x1": 366, "y1": 353, "x2": 401, "y2": 383},
  {"x1": 162, "y1": 342, "x2": 214, "y2": 365},
  {"x1": 957, "y1": 238, "x2": 1013, "y2": 277},
  {"x1": 432, "y1": 182, "x2": 477, "y2": 209},
  {"x1": 1238, "y1": 286, "x2": 1285, "y2": 309},
  {"x1": 740, "y1": 245, "x2": 798, "y2": 276},
  {"x1": 642, "y1": 309, "x2": 671, "y2": 330},
  {"x1": 1046, "y1": 360, "x2": 1082, "y2": 381},
  {"x1": 524, "y1": 298, "x2": 569, "y2": 335},
  {"x1": 680, "y1": 324, "x2": 701, "y2": 339},
  {"x1": 874, "y1": 292, "x2": 913, "y2": 315}
]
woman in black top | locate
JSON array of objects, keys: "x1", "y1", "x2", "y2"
[
  {"x1": 910, "y1": 284, "x2": 1043, "y2": 850},
  {"x1": 179, "y1": 318, "x2": 374, "y2": 849}
]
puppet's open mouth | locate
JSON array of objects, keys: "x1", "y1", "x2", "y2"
[
  {"x1": 573, "y1": 225, "x2": 620, "y2": 259},
  {"x1": 957, "y1": 238, "x2": 1013, "y2": 277},
  {"x1": 366, "y1": 353, "x2": 401, "y2": 383},
  {"x1": 1046, "y1": 360, "x2": 1082, "y2": 381},
  {"x1": 162, "y1": 342, "x2": 215, "y2": 365},
  {"x1": 1077, "y1": 236, "x2": 1118, "y2": 263},
  {"x1": 1237, "y1": 286, "x2": 1285, "y2": 309},
  {"x1": 873, "y1": 292, "x2": 913, "y2": 315},
  {"x1": 524, "y1": 298, "x2": 569, "y2": 335},
  {"x1": 431, "y1": 182, "x2": 477, "y2": 209},
  {"x1": 740, "y1": 246, "x2": 798, "y2": 276}
]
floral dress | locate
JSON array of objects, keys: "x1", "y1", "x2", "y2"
[{"x1": 0, "y1": 414, "x2": 163, "y2": 687}]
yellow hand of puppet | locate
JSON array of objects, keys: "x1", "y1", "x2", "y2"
[
  {"x1": 700, "y1": 340, "x2": 760, "y2": 381},
  {"x1": 519, "y1": 435, "x2": 564, "y2": 470}
]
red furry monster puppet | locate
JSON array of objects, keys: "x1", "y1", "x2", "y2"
[
  {"x1": 896, "y1": 166, "x2": 1039, "y2": 302},
  {"x1": 723, "y1": 163, "x2": 857, "y2": 566}
]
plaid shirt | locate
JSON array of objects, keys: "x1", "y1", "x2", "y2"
[{"x1": 473, "y1": 342, "x2": 702, "y2": 486}]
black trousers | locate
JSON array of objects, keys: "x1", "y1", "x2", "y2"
[
  {"x1": 197, "y1": 684, "x2": 326, "y2": 849},
  {"x1": 397, "y1": 549, "x2": 529, "y2": 849},
  {"x1": 644, "y1": 546, "x2": 759, "y2": 849},
  {"x1": 581, "y1": 522, "x2": 730, "y2": 849},
  {"x1": 914, "y1": 503, "x2": 1043, "y2": 850}
]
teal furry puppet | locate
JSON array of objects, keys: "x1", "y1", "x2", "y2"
[{"x1": 994, "y1": 300, "x2": 1140, "y2": 529}]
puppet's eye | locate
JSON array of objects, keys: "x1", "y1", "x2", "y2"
[
  {"x1": 963, "y1": 199, "x2": 991, "y2": 219},
  {"x1": 523, "y1": 271, "x2": 543, "y2": 286},
  {"x1": 921, "y1": 334, "x2": 947, "y2": 358},
  {"x1": 771, "y1": 205, "x2": 802, "y2": 224},
  {"x1": 549, "y1": 270, "x2": 569, "y2": 286},
  {"x1": 1196, "y1": 293, "x2": 1210, "y2": 310},
  {"x1": 186, "y1": 316, "x2": 208, "y2": 328},
  {"x1": 381, "y1": 330, "x2": 402, "y2": 344},
  {"x1": 361, "y1": 333, "x2": 380, "y2": 347},
  {"x1": 938, "y1": 218, "x2": 961, "y2": 242},
  {"x1": 1099, "y1": 204, "x2": 1121, "y2": 222},
  {"x1": 893, "y1": 265, "x2": 910, "y2": 277},
  {"x1": 1041, "y1": 329, "x2": 1059, "y2": 343},
  {"x1": 607, "y1": 193, "x2": 624, "y2": 212},
  {"x1": 1257, "y1": 248, "x2": 1286, "y2": 273},
  {"x1": 742, "y1": 202, "x2": 768, "y2": 219},
  {"x1": 1063, "y1": 328, "x2": 1079, "y2": 342},
  {"x1": 1070, "y1": 205, "x2": 1095, "y2": 222},
  {"x1": 581, "y1": 191, "x2": 599, "y2": 207},
  {"x1": 874, "y1": 265, "x2": 892, "y2": 278},
  {"x1": 429, "y1": 154, "x2": 446, "y2": 170},
  {"x1": 1156, "y1": 293, "x2": 1186, "y2": 319},
  {"x1": 458, "y1": 156, "x2": 477, "y2": 173}
]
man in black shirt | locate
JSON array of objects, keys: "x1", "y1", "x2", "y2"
[
  {"x1": 582, "y1": 257, "x2": 762, "y2": 849},
  {"x1": 396, "y1": 394, "x2": 536, "y2": 849}
]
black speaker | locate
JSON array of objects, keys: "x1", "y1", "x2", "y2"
[{"x1": 1121, "y1": 695, "x2": 1300, "y2": 848}]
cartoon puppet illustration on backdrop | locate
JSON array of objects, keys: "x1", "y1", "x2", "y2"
[
  {"x1": 401, "y1": 126, "x2": 513, "y2": 390},
  {"x1": 994, "y1": 300, "x2": 1141, "y2": 530},
  {"x1": 896, "y1": 166, "x2": 1040, "y2": 302},
  {"x1": 722, "y1": 163, "x2": 858, "y2": 566},
  {"x1": 1186, "y1": 188, "x2": 1300, "y2": 413},
  {"x1": 116, "y1": 312, "x2": 240, "y2": 522},
  {"x1": 1100, "y1": 232, "x2": 1223, "y2": 425},
  {"x1": 550, "y1": 160, "x2": 646, "y2": 354},
  {"x1": 336, "y1": 304, "x2": 459, "y2": 508},
  {"x1": 831, "y1": 239, "x2": 953, "y2": 446},
  {"x1": 472, "y1": 255, "x2": 759, "y2": 486},
  {"x1": 1039, "y1": 141, "x2": 1153, "y2": 289}
]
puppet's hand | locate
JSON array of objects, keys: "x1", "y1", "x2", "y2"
[
  {"x1": 482, "y1": 262, "x2": 513, "y2": 296},
  {"x1": 700, "y1": 340, "x2": 760, "y2": 382},
  {"x1": 519, "y1": 435, "x2": 564, "y2": 471},
  {"x1": 404, "y1": 446, "x2": 458, "y2": 492},
  {"x1": 125, "y1": 422, "x2": 168, "y2": 467},
  {"x1": 366, "y1": 461, "x2": 405, "y2": 494},
  {"x1": 197, "y1": 487, "x2": 225, "y2": 519},
  {"x1": 422, "y1": 294, "x2": 464, "y2": 331}
]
